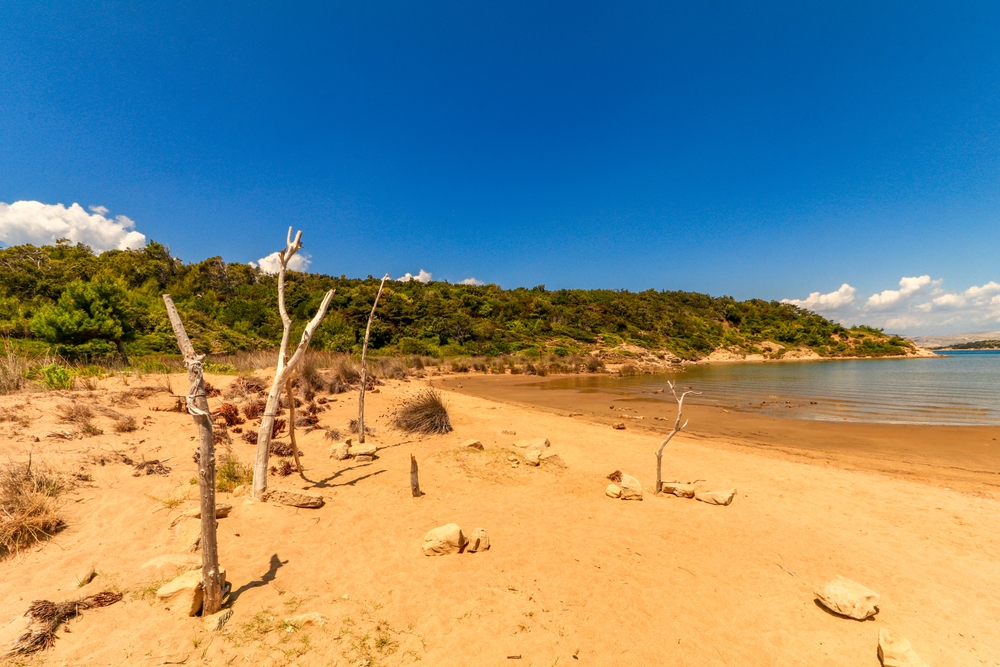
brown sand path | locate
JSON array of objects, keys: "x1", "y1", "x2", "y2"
[{"x1": 0, "y1": 374, "x2": 998, "y2": 666}]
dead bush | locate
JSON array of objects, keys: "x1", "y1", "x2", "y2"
[
  {"x1": 269, "y1": 459, "x2": 294, "y2": 477},
  {"x1": 216, "y1": 402, "x2": 244, "y2": 426},
  {"x1": 5, "y1": 591, "x2": 122, "y2": 657},
  {"x1": 392, "y1": 389, "x2": 453, "y2": 435},
  {"x1": 268, "y1": 441, "x2": 301, "y2": 457},
  {"x1": 56, "y1": 403, "x2": 93, "y2": 424},
  {"x1": 112, "y1": 415, "x2": 137, "y2": 433},
  {"x1": 372, "y1": 357, "x2": 408, "y2": 380},
  {"x1": 228, "y1": 375, "x2": 266, "y2": 400},
  {"x1": 242, "y1": 398, "x2": 266, "y2": 420},
  {"x1": 1, "y1": 459, "x2": 65, "y2": 559},
  {"x1": 203, "y1": 381, "x2": 221, "y2": 398}
]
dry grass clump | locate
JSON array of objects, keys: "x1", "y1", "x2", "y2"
[
  {"x1": 5, "y1": 590, "x2": 123, "y2": 657},
  {"x1": 329, "y1": 355, "x2": 361, "y2": 393},
  {"x1": 392, "y1": 389, "x2": 453, "y2": 435},
  {"x1": 56, "y1": 402, "x2": 93, "y2": 424},
  {"x1": 0, "y1": 342, "x2": 32, "y2": 394},
  {"x1": 242, "y1": 398, "x2": 267, "y2": 420},
  {"x1": 113, "y1": 414, "x2": 138, "y2": 433},
  {"x1": 227, "y1": 375, "x2": 266, "y2": 400},
  {"x1": 1, "y1": 459, "x2": 65, "y2": 559},
  {"x1": 216, "y1": 402, "x2": 245, "y2": 426},
  {"x1": 372, "y1": 356, "x2": 408, "y2": 380}
]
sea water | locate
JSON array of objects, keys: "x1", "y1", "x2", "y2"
[{"x1": 541, "y1": 351, "x2": 1000, "y2": 426}]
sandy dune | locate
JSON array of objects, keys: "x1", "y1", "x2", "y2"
[{"x1": 1, "y1": 373, "x2": 998, "y2": 666}]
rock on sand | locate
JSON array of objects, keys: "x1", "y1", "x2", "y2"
[
  {"x1": 156, "y1": 568, "x2": 227, "y2": 617},
  {"x1": 878, "y1": 628, "x2": 929, "y2": 667},
  {"x1": 605, "y1": 484, "x2": 622, "y2": 498},
  {"x1": 814, "y1": 575, "x2": 880, "y2": 620},
  {"x1": 263, "y1": 488, "x2": 325, "y2": 508},
  {"x1": 466, "y1": 527, "x2": 490, "y2": 552},
  {"x1": 422, "y1": 523, "x2": 467, "y2": 556},
  {"x1": 695, "y1": 489, "x2": 736, "y2": 506},
  {"x1": 661, "y1": 482, "x2": 695, "y2": 498},
  {"x1": 619, "y1": 474, "x2": 643, "y2": 500}
]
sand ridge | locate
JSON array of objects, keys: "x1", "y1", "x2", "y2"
[{"x1": 0, "y1": 372, "x2": 998, "y2": 666}]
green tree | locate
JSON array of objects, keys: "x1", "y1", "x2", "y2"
[{"x1": 30, "y1": 279, "x2": 137, "y2": 364}]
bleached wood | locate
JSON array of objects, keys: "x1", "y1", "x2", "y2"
[
  {"x1": 654, "y1": 381, "x2": 700, "y2": 494},
  {"x1": 357, "y1": 273, "x2": 389, "y2": 444},
  {"x1": 162, "y1": 294, "x2": 222, "y2": 616}
]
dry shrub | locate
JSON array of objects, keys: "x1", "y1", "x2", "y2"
[
  {"x1": 113, "y1": 415, "x2": 137, "y2": 433},
  {"x1": 242, "y1": 398, "x2": 266, "y2": 420},
  {"x1": 203, "y1": 381, "x2": 221, "y2": 398},
  {"x1": 216, "y1": 402, "x2": 244, "y2": 426},
  {"x1": 585, "y1": 356, "x2": 605, "y2": 373},
  {"x1": 0, "y1": 343, "x2": 31, "y2": 394},
  {"x1": 392, "y1": 389, "x2": 453, "y2": 435},
  {"x1": 241, "y1": 430, "x2": 258, "y2": 445},
  {"x1": 1, "y1": 459, "x2": 65, "y2": 559},
  {"x1": 449, "y1": 359, "x2": 471, "y2": 373},
  {"x1": 329, "y1": 355, "x2": 361, "y2": 393},
  {"x1": 268, "y1": 441, "x2": 301, "y2": 457},
  {"x1": 297, "y1": 353, "x2": 325, "y2": 400},
  {"x1": 294, "y1": 414, "x2": 319, "y2": 427},
  {"x1": 56, "y1": 402, "x2": 93, "y2": 424},
  {"x1": 618, "y1": 364, "x2": 640, "y2": 377},
  {"x1": 269, "y1": 459, "x2": 294, "y2": 477},
  {"x1": 5, "y1": 591, "x2": 123, "y2": 657},
  {"x1": 372, "y1": 356, "x2": 408, "y2": 380},
  {"x1": 323, "y1": 427, "x2": 342, "y2": 441},
  {"x1": 348, "y1": 418, "x2": 373, "y2": 435},
  {"x1": 229, "y1": 375, "x2": 266, "y2": 400}
]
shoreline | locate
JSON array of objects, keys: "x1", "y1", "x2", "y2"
[{"x1": 435, "y1": 373, "x2": 1000, "y2": 497}]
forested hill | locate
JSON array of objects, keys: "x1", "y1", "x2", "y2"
[{"x1": 0, "y1": 241, "x2": 916, "y2": 362}]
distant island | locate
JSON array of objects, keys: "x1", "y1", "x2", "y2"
[
  {"x1": 0, "y1": 240, "x2": 924, "y2": 365},
  {"x1": 935, "y1": 340, "x2": 1000, "y2": 350}
]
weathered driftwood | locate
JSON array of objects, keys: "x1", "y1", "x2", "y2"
[
  {"x1": 654, "y1": 381, "x2": 700, "y2": 494},
  {"x1": 357, "y1": 273, "x2": 389, "y2": 444},
  {"x1": 286, "y1": 377, "x2": 302, "y2": 474},
  {"x1": 162, "y1": 294, "x2": 223, "y2": 616},
  {"x1": 410, "y1": 454, "x2": 421, "y2": 497},
  {"x1": 251, "y1": 228, "x2": 334, "y2": 499}
]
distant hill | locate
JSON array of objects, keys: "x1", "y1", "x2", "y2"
[
  {"x1": 907, "y1": 330, "x2": 1000, "y2": 349},
  {"x1": 936, "y1": 340, "x2": 1000, "y2": 350},
  {"x1": 0, "y1": 240, "x2": 920, "y2": 363}
]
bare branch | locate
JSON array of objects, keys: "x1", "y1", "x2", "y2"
[
  {"x1": 654, "y1": 380, "x2": 702, "y2": 494},
  {"x1": 357, "y1": 273, "x2": 390, "y2": 444}
]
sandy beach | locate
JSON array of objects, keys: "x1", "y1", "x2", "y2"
[{"x1": 1, "y1": 372, "x2": 999, "y2": 666}]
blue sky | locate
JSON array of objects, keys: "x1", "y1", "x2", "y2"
[{"x1": 2, "y1": 2, "x2": 999, "y2": 334}]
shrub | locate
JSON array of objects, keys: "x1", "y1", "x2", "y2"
[
  {"x1": 1, "y1": 459, "x2": 65, "y2": 559},
  {"x1": 217, "y1": 402, "x2": 244, "y2": 426},
  {"x1": 392, "y1": 390, "x2": 453, "y2": 435},
  {"x1": 242, "y1": 398, "x2": 266, "y2": 420},
  {"x1": 36, "y1": 364, "x2": 74, "y2": 390},
  {"x1": 203, "y1": 360, "x2": 238, "y2": 374},
  {"x1": 113, "y1": 415, "x2": 138, "y2": 433},
  {"x1": 216, "y1": 451, "x2": 252, "y2": 492}
]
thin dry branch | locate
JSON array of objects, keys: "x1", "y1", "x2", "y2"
[
  {"x1": 358, "y1": 273, "x2": 389, "y2": 444},
  {"x1": 654, "y1": 381, "x2": 701, "y2": 494}
]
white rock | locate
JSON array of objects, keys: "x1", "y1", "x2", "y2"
[
  {"x1": 878, "y1": 628, "x2": 929, "y2": 667},
  {"x1": 75, "y1": 565, "x2": 96, "y2": 587},
  {"x1": 156, "y1": 568, "x2": 227, "y2": 617},
  {"x1": 422, "y1": 523, "x2": 467, "y2": 556},
  {"x1": 348, "y1": 444, "x2": 377, "y2": 458},
  {"x1": 466, "y1": 527, "x2": 490, "y2": 553},
  {"x1": 619, "y1": 474, "x2": 643, "y2": 500},
  {"x1": 232, "y1": 484, "x2": 248, "y2": 497},
  {"x1": 512, "y1": 438, "x2": 550, "y2": 453},
  {"x1": 285, "y1": 612, "x2": 328, "y2": 628},
  {"x1": 695, "y1": 489, "x2": 736, "y2": 506},
  {"x1": 605, "y1": 484, "x2": 622, "y2": 498},
  {"x1": 263, "y1": 488, "x2": 325, "y2": 508},
  {"x1": 330, "y1": 442, "x2": 351, "y2": 460},
  {"x1": 814, "y1": 575, "x2": 880, "y2": 620},
  {"x1": 661, "y1": 482, "x2": 695, "y2": 498},
  {"x1": 525, "y1": 449, "x2": 541, "y2": 466},
  {"x1": 542, "y1": 454, "x2": 566, "y2": 468}
]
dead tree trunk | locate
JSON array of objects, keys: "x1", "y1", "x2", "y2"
[
  {"x1": 410, "y1": 454, "x2": 421, "y2": 497},
  {"x1": 655, "y1": 381, "x2": 700, "y2": 494},
  {"x1": 357, "y1": 273, "x2": 389, "y2": 445},
  {"x1": 286, "y1": 377, "x2": 302, "y2": 474},
  {"x1": 251, "y1": 228, "x2": 335, "y2": 499},
  {"x1": 162, "y1": 294, "x2": 222, "y2": 616}
]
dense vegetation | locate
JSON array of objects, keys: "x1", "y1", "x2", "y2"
[
  {"x1": 938, "y1": 340, "x2": 1000, "y2": 350},
  {"x1": 0, "y1": 240, "x2": 916, "y2": 363}
]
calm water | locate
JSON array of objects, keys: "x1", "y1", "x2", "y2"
[{"x1": 541, "y1": 351, "x2": 1000, "y2": 426}]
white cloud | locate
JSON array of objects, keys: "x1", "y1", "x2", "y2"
[
  {"x1": 250, "y1": 251, "x2": 312, "y2": 274},
  {"x1": 784, "y1": 275, "x2": 1000, "y2": 334},
  {"x1": 397, "y1": 269, "x2": 432, "y2": 283},
  {"x1": 458, "y1": 277, "x2": 485, "y2": 286},
  {"x1": 865, "y1": 275, "x2": 933, "y2": 311},
  {"x1": 0, "y1": 200, "x2": 146, "y2": 251},
  {"x1": 782, "y1": 283, "x2": 856, "y2": 311}
]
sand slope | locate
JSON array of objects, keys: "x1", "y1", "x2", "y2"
[{"x1": 1, "y1": 374, "x2": 998, "y2": 666}]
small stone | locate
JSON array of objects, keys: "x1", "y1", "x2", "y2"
[
  {"x1": 542, "y1": 454, "x2": 566, "y2": 468},
  {"x1": 501, "y1": 429, "x2": 516, "y2": 435},
  {"x1": 285, "y1": 612, "x2": 328, "y2": 628},
  {"x1": 348, "y1": 444, "x2": 377, "y2": 458},
  {"x1": 422, "y1": 523, "x2": 467, "y2": 556},
  {"x1": 466, "y1": 527, "x2": 490, "y2": 553},
  {"x1": 605, "y1": 484, "x2": 622, "y2": 498},
  {"x1": 75, "y1": 565, "x2": 96, "y2": 587},
  {"x1": 525, "y1": 449, "x2": 541, "y2": 466},
  {"x1": 263, "y1": 488, "x2": 325, "y2": 508},
  {"x1": 507, "y1": 454, "x2": 519, "y2": 462},
  {"x1": 330, "y1": 442, "x2": 351, "y2": 460},
  {"x1": 878, "y1": 628, "x2": 929, "y2": 667},
  {"x1": 462, "y1": 439, "x2": 484, "y2": 450},
  {"x1": 156, "y1": 568, "x2": 227, "y2": 617},
  {"x1": 661, "y1": 482, "x2": 695, "y2": 498},
  {"x1": 232, "y1": 484, "x2": 248, "y2": 497},
  {"x1": 513, "y1": 438, "x2": 550, "y2": 453},
  {"x1": 815, "y1": 575, "x2": 880, "y2": 620},
  {"x1": 354, "y1": 454, "x2": 374, "y2": 463},
  {"x1": 204, "y1": 608, "x2": 233, "y2": 632},
  {"x1": 619, "y1": 474, "x2": 643, "y2": 500},
  {"x1": 141, "y1": 554, "x2": 201, "y2": 571},
  {"x1": 613, "y1": 423, "x2": 625, "y2": 430},
  {"x1": 171, "y1": 503, "x2": 233, "y2": 527},
  {"x1": 695, "y1": 489, "x2": 736, "y2": 506}
]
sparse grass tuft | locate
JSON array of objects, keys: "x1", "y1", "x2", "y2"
[
  {"x1": 1, "y1": 459, "x2": 65, "y2": 559},
  {"x1": 392, "y1": 389, "x2": 453, "y2": 434},
  {"x1": 216, "y1": 451, "x2": 253, "y2": 492},
  {"x1": 113, "y1": 415, "x2": 138, "y2": 433}
]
